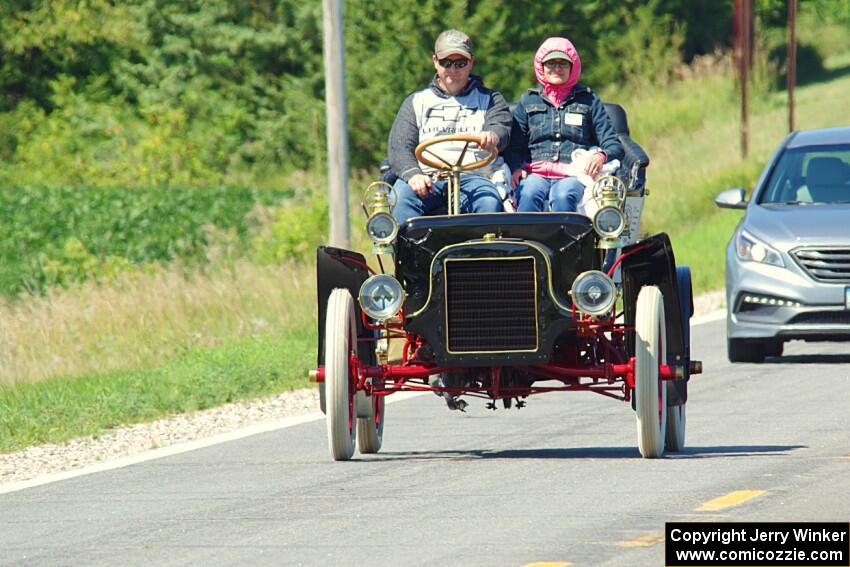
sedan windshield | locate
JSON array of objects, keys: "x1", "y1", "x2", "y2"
[{"x1": 759, "y1": 143, "x2": 850, "y2": 204}]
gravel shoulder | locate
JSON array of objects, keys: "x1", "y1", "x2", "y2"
[{"x1": 1, "y1": 291, "x2": 725, "y2": 486}]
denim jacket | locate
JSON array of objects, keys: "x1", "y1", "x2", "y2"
[{"x1": 504, "y1": 84, "x2": 623, "y2": 172}]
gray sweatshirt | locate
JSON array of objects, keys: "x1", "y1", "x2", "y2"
[{"x1": 387, "y1": 75, "x2": 511, "y2": 182}]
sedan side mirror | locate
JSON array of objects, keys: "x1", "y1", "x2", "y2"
[{"x1": 715, "y1": 187, "x2": 748, "y2": 210}]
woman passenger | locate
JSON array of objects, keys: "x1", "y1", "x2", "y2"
[{"x1": 505, "y1": 37, "x2": 624, "y2": 212}]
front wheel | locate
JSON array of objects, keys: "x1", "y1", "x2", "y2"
[
  {"x1": 635, "y1": 286, "x2": 667, "y2": 458},
  {"x1": 325, "y1": 289, "x2": 357, "y2": 461},
  {"x1": 727, "y1": 338, "x2": 766, "y2": 363},
  {"x1": 764, "y1": 340, "x2": 784, "y2": 358}
]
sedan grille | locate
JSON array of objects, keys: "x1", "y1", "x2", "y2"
[
  {"x1": 789, "y1": 311, "x2": 850, "y2": 325},
  {"x1": 792, "y1": 247, "x2": 850, "y2": 282},
  {"x1": 444, "y1": 258, "x2": 538, "y2": 352}
]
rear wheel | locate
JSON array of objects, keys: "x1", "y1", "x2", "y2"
[
  {"x1": 666, "y1": 266, "x2": 691, "y2": 452},
  {"x1": 325, "y1": 289, "x2": 357, "y2": 461},
  {"x1": 635, "y1": 286, "x2": 667, "y2": 458},
  {"x1": 665, "y1": 401, "x2": 686, "y2": 452},
  {"x1": 727, "y1": 338, "x2": 766, "y2": 363},
  {"x1": 357, "y1": 393, "x2": 384, "y2": 454}
]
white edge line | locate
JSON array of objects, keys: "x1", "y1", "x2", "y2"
[
  {"x1": 0, "y1": 391, "x2": 425, "y2": 495},
  {"x1": 3, "y1": 310, "x2": 729, "y2": 495}
]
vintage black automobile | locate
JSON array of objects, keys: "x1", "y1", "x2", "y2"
[{"x1": 312, "y1": 104, "x2": 702, "y2": 461}]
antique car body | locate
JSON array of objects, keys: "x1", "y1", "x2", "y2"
[
  {"x1": 716, "y1": 126, "x2": 850, "y2": 362},
  {"x1": 313, "y1": 104, "x2": 701, "y2": 461}
]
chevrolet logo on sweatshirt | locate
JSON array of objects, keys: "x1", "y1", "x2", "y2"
[{"x1": 425, "y1": 104, "x2": 477, "y2": 122}]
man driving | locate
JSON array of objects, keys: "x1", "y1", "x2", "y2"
[{"x1": 387, "y1": 29, "x2": 512, "y2": 224}]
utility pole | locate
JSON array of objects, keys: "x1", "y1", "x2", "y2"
[
  {"x1": 787, "y1": 0, "x2": 798, "y2": 132},
  {"x1": 322, "y1": 0, "x2": 349, "y2": 248},
  {"x1": 734, "y1": 0, "x2": 752, "y2": 159}
]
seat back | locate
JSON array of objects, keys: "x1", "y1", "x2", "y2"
[
  {"x1": 603, "y1": 102, "x2": 649, "y2": 193},
  {"x1": 806, "y1": 156, "x2": 849, "y2": 202},
  {"x1": 603, "y1": 102, "x2": 630, "y2": 136}
]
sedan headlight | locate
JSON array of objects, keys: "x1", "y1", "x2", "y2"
[
  {"x1": 359, "y1": 275, "x2": 404, "y2": 321},
  {"x1": 571, "y1": 271, "x2": 617, "y2": 316},
  {"x1": 735, "y1": 230, "x2": 784, "y2": 267}
]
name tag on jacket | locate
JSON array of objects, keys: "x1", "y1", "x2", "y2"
[{"x1": 564, "y1": 113, "x2": 583, "y2": 126}]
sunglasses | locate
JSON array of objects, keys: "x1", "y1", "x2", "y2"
[
  {"x1": 543, "y1": 59, "x2": 571, "y2": 70},
  {"x1": 438, "y1": 58, "x2": 470, "y2": 69}
]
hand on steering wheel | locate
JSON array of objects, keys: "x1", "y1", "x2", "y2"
[
  {"x1": 477, "y1": 131, "x2": 499, "y2": 151},
  {"x1": 414, "y1": 133, "x2": 498, "y2": 173}
]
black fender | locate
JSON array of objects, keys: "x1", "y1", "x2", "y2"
[
  {"x1": 621, "y1": 233, "x2": 690, "y2": 406},
  {"x1": 316, "y1": 246, "x2": 376, "y2": 368}
]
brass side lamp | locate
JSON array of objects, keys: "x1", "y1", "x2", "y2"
[
  {"x1": 590, "y1": 175, "x2": 628, "y2": 250},
  {"x1": 362, "y1": 181, "x2": 399, "y2": 255}
]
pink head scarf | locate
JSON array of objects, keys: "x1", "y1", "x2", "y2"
[{"x1": 534, "y1": 37, "x2": 582, "y2": 107}]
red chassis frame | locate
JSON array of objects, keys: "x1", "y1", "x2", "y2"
[{"x1": 311, "y1": 310, "x2": 703, "y2": 406}]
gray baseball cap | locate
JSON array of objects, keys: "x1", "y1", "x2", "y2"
[{"x1": 434, "y1": 29, "x2": 473, "y2": 59}]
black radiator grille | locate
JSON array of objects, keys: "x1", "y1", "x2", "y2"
[
  {"x1": 792, "y1": 247, "x2": 850, "y2": 282},
  {"x1": 445, "y1": 258, "x2": 538, "y2": 352}
]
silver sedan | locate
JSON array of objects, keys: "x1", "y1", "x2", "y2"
[{"x1": 716, "y1": 125, "x2": 850, "y2": 362}]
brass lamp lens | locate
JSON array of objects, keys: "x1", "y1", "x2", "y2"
[
  {"x1": 367, "y1": 212, "x2": 398, "y2": 244},
  {"x1": 593, "y1": 206, "x2": 626, "y2": 238}
]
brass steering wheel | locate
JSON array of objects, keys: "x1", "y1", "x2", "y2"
[{"x1": 414, "y1": 134, "x2": 497, "y2": 173}]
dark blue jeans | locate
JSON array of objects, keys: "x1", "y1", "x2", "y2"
[{"x1": 392, "y1": 175, "x2": 502, "y2": 224}]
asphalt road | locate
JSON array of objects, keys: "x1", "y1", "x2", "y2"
[{"x1": 1, "y1": 315, "x2": 849, "y2": 567}]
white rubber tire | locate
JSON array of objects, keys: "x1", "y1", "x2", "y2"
[
  {"x1": 325, "y1": 289, "x2": 357, "y2": 461},
  {"x1": 635, "y1": 286, "x2": 667, "y2": 459},
  {"x1": 665, "y1": 384, "x2": 686, "y2": 452},
  {"x1": 356, "y1": 394, "x2": 384, "y2": 454}
]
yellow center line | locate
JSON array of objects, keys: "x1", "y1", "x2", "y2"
[
  {"x1": 618, "y1": 532, "x2": 665, "y2": 547},
  {"x1": 696, "y1": 490, "x2": 766, "y2": 512}
]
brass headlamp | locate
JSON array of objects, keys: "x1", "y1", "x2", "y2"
[
  {"x1": 590, "y1": 175, "x2": 628, "y2": 249},
  {"x1": 362, "y1": 182, "x2": 399, "y2": 255}
]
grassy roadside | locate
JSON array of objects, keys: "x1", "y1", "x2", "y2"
[
  {"x1": 639, "y1": 51, "x2": 850, "y2": 231},
  {"x1": 0, "y1": 329, "x2": 315, "y2": 453},
  {"x1": 669, "y1": 212, "x2": 742, "y2": 295},
  {"x1": 0, "y1": 260, "x2": 315, "y2": 385},
  {"x1": 639, "y1": 52, "x2": 850, "y2": 294},
  {"x1": 666, "y1": 65, "x2": 850, "y2": 294}
]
